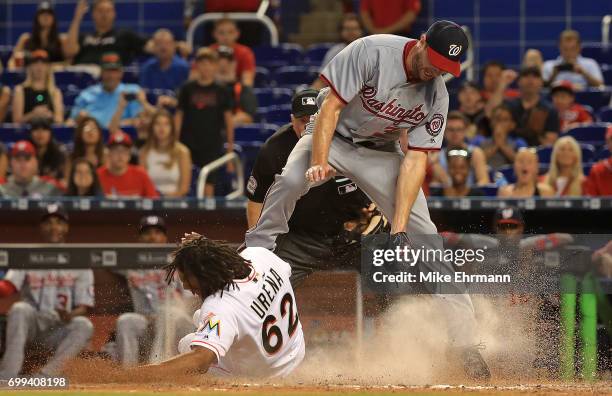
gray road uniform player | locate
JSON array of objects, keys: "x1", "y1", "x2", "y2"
[
  {"x1": 0, "y1": 269, "x2": 94, "y2": 377},
  {"x1": 245, "y1": 21, "x2": 490, "y2": 379}
]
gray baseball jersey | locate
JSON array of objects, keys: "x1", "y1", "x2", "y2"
[
  {"x1": 122, "y1": 270, "x2": 181, "y2": 316},
  {"x1": 5, "y1": 269, "x2": 95, "y2": 311},
  {"x1": 320, "y1": 35, "x2": 448, "y2": 149}
]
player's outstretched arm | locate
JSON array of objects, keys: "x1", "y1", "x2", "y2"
[
  {"x1": 390, "y1": 150, "x2": 428, "y2": 234},
  {"x1": 127, "y1": 347, "x2": 217, "y2": 378},
  {"x1": 306, "y1": 92, "x2": 345, "y2": 183}
]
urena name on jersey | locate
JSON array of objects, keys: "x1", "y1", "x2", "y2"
[{"x1": 249, "y1": 267, "x2": 285, "y2": 319}]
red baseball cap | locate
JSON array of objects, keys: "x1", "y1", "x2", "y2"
[
  {"x1": 107, "y1": 132, "x2": 133, "y2": 147},
  {"x1": 11, "y1": 140, "x2": 36, "y2": 158},
  {"x1": 425, "y1": 20, "x2": 468, "y2": 78}
]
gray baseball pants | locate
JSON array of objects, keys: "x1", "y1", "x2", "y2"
[
  {"x1": 0, "y1": 302, "x2": 93, "y2": 377},
  {"x1": 245, "y1": 134, "x2": 478, "y2": 347}
]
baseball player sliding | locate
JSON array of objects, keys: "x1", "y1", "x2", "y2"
[
  {"x1": 114, "y1": 234, "x2": 304, "y2": 379},
  {"x1": 245, "y1": 21, "x2": 490, "y2": 380}
]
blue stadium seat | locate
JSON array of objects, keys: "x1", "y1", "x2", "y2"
[
  {"x1": 304, "y1": 43, "x2": 335, "y2": 66},
  {"x1": 536, "y1": 145, "x2": 553, "y2": 163},
  {"x1": 580, "y1": 143, "x2": 596, "y2": 163},
  {"x1": 123, "y1": 68, "x2": 139, "y2": 84},
  {"x1": 581, "y1": 45, "x2": 612, "y2": 65},
  {"x1": 597, "y1": 107, "x2": 612, "y2": 122},
  {"x1": 53, "y1": 71, "x2": 96, "y2": 89},
  {"x1": 52, "y1": 126, "x2": 74, "y2": 143},
  {"x1": 0, "y1": 124, "x2": 28, "y2": 143},
  {"x1": 497, "y1": 165, "x2": 515, "y2": 183},
  {"x1": 253, "y1": 88, "x2": 293, "y2": 108},
  {"x1": 565, "y1": 123, "x2": 610, "y2": 145},
  {"x1": 597, "y1": 147, "x2": 610, "y2": 161},
  {"x1": 0, "y1": 71, "x2": 25, "y2": 87},
  {"x1": 574, "y1": 90, "x2": 611, "y2": 112},
  {"x1": 540, "y1": 143, "x2": 597, "y2": 163},
  {"x1": 480, "y1": 184, "x2": 499, "y2": 197},
  {"x1": 234, "y1": 123, "x2": 278, "y2": 143},
  {"x1": 240, "y1": 141, "x2": 264, "y2": 179},
  {"x1": 253, "y1": 44, "x2": 303, "y2": 70},
  {"x1": 604, "y1": 68, "x2": 612, "y2": 86},
  {"x1": 273, "y1": 66, "x2": 320, "y2": 87},
  {"x1": 260, "y1": 105, "x2": 291, "y2": 124},
  {"x1": 255, "y1": 67, "x2": 271, "y2": 87},
  {"x1": 583, "y1": 162, "x2": 594, "y2": 176}
]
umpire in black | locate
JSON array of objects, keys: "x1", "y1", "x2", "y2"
[{"x1": 246, "y1": 89, "x2": 384, "y2": 286}]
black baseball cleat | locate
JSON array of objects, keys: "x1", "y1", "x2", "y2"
[{"x1": 459, "y1": 345, "x2": 491, "y2": 381}]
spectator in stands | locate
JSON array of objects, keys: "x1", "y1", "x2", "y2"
[
  {"x1": 139, "y1": 29, "x2": 190, "y2": 92},
  {"x1": 133, "y1": 108, "x2": 155, "y2": 148},
  {"x1": 176, "y1": 48, "x2": 234, "y2": 197},
  {"x1": 431, "y1": 150, "x2": 484, "y2": 197},
  {"x1": 216, "y1": 46, "x2": 258, "y2": 125},
  {"x1": 12, "y1": 50, "x2": 64, "y2": 125},
  {"x1": 430, "y1": 111, "x2": 489, "y2": 186},
  {"x1": 8, "y1": 1, "x2": 67, "y2": 70},
  {"x1": 360, "y1": 0, "x2": 421, "y2": 36},
  {"x1": 210, "y1": 18, "x2": 256, "y2": 86},
  {"x1": 0, "y1": 144, "x2": 7, "y2": 182},
  {"x1": 457, "y1": 82, "x2": 486, "y2": 139},
  {"x1": 97, "y1": 132, "x2": 159, "y2": 198},
  {"x1": 542, "y1": 30, "x2": 604, "y2": 89},
  {"x1": 500, "y1": 67, "x2": 560, "y2": 146},
  {"x1": 583, "y1": 126, "x2": 612, "y2": 196},
  {"x1": 312, "y1": 13, "x2": 364, "y2": 89},
  {"x1": 542, "y1": 136, "x2": 585, "y2": 196},
  {"x1": 139, "y1": 110, "x2": 192, "y2": 197},
  {"x1": 550, "y1": 80, "x2": 593, "y2": 132},
  {"x1": 0, "y1": 83, "x2": 9, "y2": 123},
  {"x1": 66, "y1": 157, "x2": 104, "y2": 196},
  {"x1": 480, "y1": 61, "x2": 519, "y2": 103},
  {"x1": 0, "y1": 204, "x2": 94, "y2": 378},
  {"x1": 482, "y1": 104, "x2": 527, "y2": 170},
  {"x1": 522, "y1": 48, "x2": 544, "y2": 72},
  {"x1": 498, "y1": 148, "x2": 554, "y2": 197},
  {"x1": 70, "y1": 52, "x2": 152, "y2": 129},
  {"x1": 68, "y1": 116, "x2": 107, "y2": 176},
  {"x1": 28, "y1": 117, "x2": 67, "y2": 180},
  {"x1": 0, "y1": 140, "x2": 62, "y2": 197},
  {"x1": 65, "y1": 0, "x2": 148, "y2": 66}
]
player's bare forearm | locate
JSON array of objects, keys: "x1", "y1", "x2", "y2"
[
  {"x1": 128, "y1": 347, "x2": 216, "y2": 378},
  {"x1": 390, "y1": 150, "x2": 428, "y2": 234},
  {"x1": 311, "y1": 92, "x2": 343, "y2": 166},
  {"x1": 247, "y1": 200, "x2": 263, "y2": 228}
]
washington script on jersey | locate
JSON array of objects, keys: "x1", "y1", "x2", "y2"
[
  {"x1": 249, "y1": 267, "x2": 285, "y2": 319},
  {"x1": 359, "y1": 85, "x2": 427, "y2": 127}
]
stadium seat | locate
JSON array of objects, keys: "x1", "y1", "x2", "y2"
[
  {"x1": 497, "y1": 165, "x2": 515, "y2": 183},
  {"x1": 303, "y1": 43, "x2": 335, "y2": 66},
  {"x1": 597, "y1": 107, "x2": 612, "y2": 122},
  {"x1": 536, "y1": 146, "x2": 553, "y2": 164},
  {"x1": 583, "y1": 162, "x2": 594, "y2": 175},
  {"x1": 53, "y1": 126, "x2": 74, "y2": 143},
  {"x1": 480, "y1": 184, "x2": 499, "y2": 197},
  {"x1": 574, "y1": 90, "x2": 611, "y2": 112},
  {"x1": 603, "y1": 69, "x2": 612, "y2": 86},
  {"x1": 260, "y1": 105, "x2": 291, "y2": 124},
  {"x1": 273, "y1": 66, "x2": 320, "y2": 87},
  {"x1": 240, "y1": 141, "x2": 264, "y2": 179},
  {"x1": 53, "y1": 71, "x2": 96, "y2": 89},
  {"x1": 255, "y1": 67, "x2": 271, "y2": 87},
  {"x1": 253, "y1": 88, "x2": 293, "y2": 108},
  {"x1": 0, "y1": 71, "x2": 25, "y2": 87},
  {"x1": 253, "y1": 44, "x2": 303, "y2": 70},
  {"x1": 539, "y1": 143, "x2": 596, "y2": 163},
  {"x1": 0, "y1": 124, "x2": 28, "y2": 143},
  {"x1": 597, "y1": 147, "x2": 610, "y2": 160},
  {"x1": 565, "y1": 123, "x2": 610, "y2": 145},
  {"x1": 234, "y1": 123, "x2": 278, "y2": 143},
  {"x1": 581, "y1": 44, "x2": 612, "y2": 65}
]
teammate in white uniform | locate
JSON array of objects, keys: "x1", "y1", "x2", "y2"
[
  {"x1": 0, "y1": 205, "x2": 94, "y2": 378},
  {"x1": 245, "y1": 21, "x2": 490, "y2": 380},
  {"x1": 122, "y1": 234, "x2": 304, "y2": 378}
]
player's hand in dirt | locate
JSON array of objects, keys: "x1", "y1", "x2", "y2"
[{"x1": 305, "y1": 163, "x2": 336, "y2": 183}]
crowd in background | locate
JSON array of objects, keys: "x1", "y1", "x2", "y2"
[{"x1": 0, "y1": 0, "x2": 610, "y2": 199}]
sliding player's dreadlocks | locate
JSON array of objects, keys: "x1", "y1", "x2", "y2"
[{"x1": 165, "y1": 235, "x2": 252, "y2": 298}]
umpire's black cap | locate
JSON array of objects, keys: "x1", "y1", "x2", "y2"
[
  {"x1": 139, "y1": 215, "x2": 167, "y2": 234},
  {"x1": 291, "y1": 89, "x2": 318, "y2": 118},
  {"x1": 425, "y1": 20, "x2": 468, "y2": 77},
  {"x1": 41, "y1": 203, "x2": 69, "y2": 223}
]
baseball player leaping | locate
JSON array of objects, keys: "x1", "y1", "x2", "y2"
[{"x1": 245, "y1": 21, "x2": 490, "y2": 380}]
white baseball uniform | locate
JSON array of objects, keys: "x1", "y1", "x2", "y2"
[
  {"x1": 185, "y1": 247, "x2": 305, "y2": 378},
  {"x1": 0, "y1": 270, "x2": 94, "y2": 377}
]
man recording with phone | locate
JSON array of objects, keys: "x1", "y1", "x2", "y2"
[{"x1": 70, "y1": 52, "x2": 154, "y2": 129}]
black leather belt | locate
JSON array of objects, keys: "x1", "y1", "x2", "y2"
[{"x1": 334, "y1": 132, "x2": 376, "y2": 148}]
